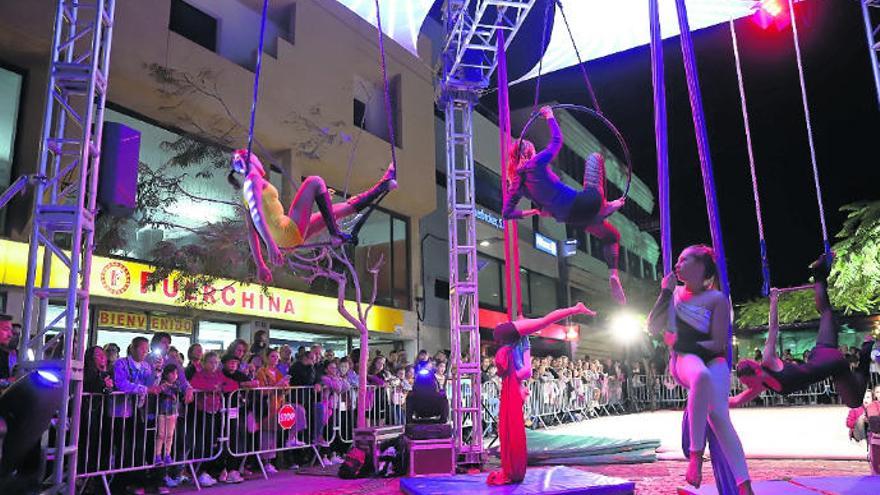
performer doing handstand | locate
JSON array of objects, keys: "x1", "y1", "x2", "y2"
[
  {"x1": 732, "y1": 254, "x2": 876, "y2": 408},
  {"x1": 503, "y1": 106, "x2": 627, "y2": 304},
  {"x1": 487, "y1": 302, "x2": 595, "y2": 486},
  {"x1": 228, "y1": 150, "x2": 396, "y2": 283}
]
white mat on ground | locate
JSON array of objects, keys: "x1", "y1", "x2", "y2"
[{"x1": 548, "y1": 406, "x2": 866, "y2": 460}]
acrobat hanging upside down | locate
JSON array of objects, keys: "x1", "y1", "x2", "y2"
[{"x1": 228, "y1": 150, "x2": 396, "y2": 283}]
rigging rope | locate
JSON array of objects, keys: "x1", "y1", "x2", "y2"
[
  {"x1": 729, "y1": 15, "x2": 771, "y2": 296},
  {"x1": 245, "y1": 0, "x2": 270, "y2": 165},
  {"x1": 554, "y1": 0, "x2": 602, "y2": 115},
  {"x1": 787, "y1": 0, "x2": 830, "y2": 255}
]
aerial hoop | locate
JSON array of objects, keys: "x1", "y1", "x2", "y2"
[{"x1": 515, "y1": 103, "x2": 633, "y2": 202}]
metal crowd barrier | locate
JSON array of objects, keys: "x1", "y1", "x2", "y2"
[
  {"x1": 627, "y1": 371, "x2": 880, "y2": 410},
  {"x1": 77, "y1": 391, "x2": 226, "y2": 494},
  {"x1": 76, "y1": 369, "x2": 875, "y2": 491}
]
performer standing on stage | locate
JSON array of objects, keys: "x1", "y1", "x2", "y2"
[
  {"x1": 503, "y1": 106, "x2": 627, "y2": 304},
  {"x1": 648, "y1": 245, "x2": 753, "y2": 493},
  {"x1": 487, "y1": 302, "x2": 595, "y2": 486}
]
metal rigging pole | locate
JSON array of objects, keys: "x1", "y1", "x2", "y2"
[
  {"x1": 860, "y1": 0, "x2": 880, "y2": 110},
  {"x1": 439, "y1": 0, "x2": 534, "y2": 467},
  {"x1": 19, "y1": 1, "x2": 116, "y2": 493}
]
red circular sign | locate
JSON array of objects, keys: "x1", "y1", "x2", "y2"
[
  {"x1": 100, "y1": 261, "x2": 131, "y2": 296},
  {"x1": 278, "y1": 404, "x2": 296, "y2": 430}
]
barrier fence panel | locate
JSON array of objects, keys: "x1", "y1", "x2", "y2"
[
  {"x1": 77, "y1": 391, "x2": 226, "y2": 494},
  {"x1": 72, "y1": 369, "x2": 880, "y2": 490}
]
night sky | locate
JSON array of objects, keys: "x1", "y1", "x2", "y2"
[{"x1": 462, "y1": 0, "x2": 880, "y2": 302}]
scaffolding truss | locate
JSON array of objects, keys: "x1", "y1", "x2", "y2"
[
  {"x1": 861, "y1": 0, "x2": 880, "y2": 109},
  {"x1": 19, "y1": 1, "x2": 116, "y2": 493},
  {"x1": 439, "y1": 0, "x2": 534, "y2": 467}
]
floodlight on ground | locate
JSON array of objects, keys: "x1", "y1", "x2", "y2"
[
  {"x1": 0, "y1": 368, "x2": 64, "y2": 475},
  {"x1": 611, "y1": 312, "x2": 645, "y2": 344}
]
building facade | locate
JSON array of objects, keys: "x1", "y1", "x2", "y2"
[{"x1": 0, "y1": 0, "x2": 437, "y2": 357}]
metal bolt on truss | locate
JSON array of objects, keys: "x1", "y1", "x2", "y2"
[{"x1": 19, "y1": 1, "x2": 116, "y2": 493}]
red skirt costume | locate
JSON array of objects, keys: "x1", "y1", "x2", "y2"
[{"x1": 487, "y1": 343, "x2": 527, "y2": 485}]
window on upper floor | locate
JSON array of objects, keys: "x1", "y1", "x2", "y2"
[
  {"x1": 169, "y1": 0, "x2": 217, "y2": 52},
  {"x1": 0, "y1": 64, "x2": 23, "y2": 234},
  {"x1": 352, "y1": 75, "x2": 402, "y2": 147},
  {"x1": 477, "y1": 254, "x2": 503, "y2": 311}
]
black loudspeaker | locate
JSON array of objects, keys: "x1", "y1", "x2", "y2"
[{"x1": 98, "y1": 121, "x2": 140, "y2": 217}]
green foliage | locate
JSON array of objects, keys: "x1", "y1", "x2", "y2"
[{"x1": 736, "y1": 200, "x2": 880, "y2": 327}]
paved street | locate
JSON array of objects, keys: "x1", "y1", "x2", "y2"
[{"x1": 170, "y1": 459, "x2": 870, "y2": 494}]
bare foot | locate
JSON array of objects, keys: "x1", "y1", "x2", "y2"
[
  {"x1": 609, "y1": 274, "x2": 627, "y2": 305},
  {"x1": 737, "y1": 480, "x2": 755, "y2": 495},
  {"x1": 599, "y1": 198, "x2": 625, "y2": 219},
  {"x1": 685, "y1": 453, "x2": 703, "y2": 488},
  {"x1": 574, "y1": 301, "x2": 596, "y2": 317},
  {"x1": 384, "y1": 161, "x2": 398, "y2": 190}
]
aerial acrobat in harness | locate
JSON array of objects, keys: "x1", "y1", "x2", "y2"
[
  {"x1": 504, "y1": 106, "x2": 627, "y2": 305},
  {"x1": 228, "y1": 152, "x2": 396, "y2": 284},
  {"x1": 226, "y1": 0, "x2": 398, "y2": 285}
]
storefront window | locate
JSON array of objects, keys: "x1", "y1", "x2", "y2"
[
  {"x1": 527, "y1": 272, "x2": 557, "y2": 317},
  {"x1": 269, "y1": 329, "x2": 348, "y2": 357},
  {"x1": 347, "y1": 208, "x2": 410, "y2": 309},
  {"x1": 94, "y1": 330, "x2": 191, "y2": 356},
  {"x1": 477, "y1": 255, "x2": 503, "y2": 310},
  {"x1": 100, "y1": 107, "x2": 262, "y2": 268},
  {"x1": 197, "y1": 320, "x2": 237, "y2": 351},
  {"x1": 0, "y1": 65, "x2": 23, "y2": 232}
]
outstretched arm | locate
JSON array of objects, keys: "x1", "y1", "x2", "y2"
[
  {"x1": 729, "y1": 384, "x2": 764, "y2": 408},
  {"x1": 510, "y1": 302, "x2": 594, "y2": 337},
  {"x1": 762, "y1": 289, "x2": 783, "y2": 369},
  {"x1": 532, "y1": 106, "x2": 563, "y2": 167},
  {"x1": 244, "y1": 213, "x2": 273, "y2": 283}
]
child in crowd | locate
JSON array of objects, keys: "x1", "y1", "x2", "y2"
[{"x1": 155, "y1": 365, "x2": 181, "y2": 465}]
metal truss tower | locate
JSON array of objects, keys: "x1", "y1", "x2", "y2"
[
  {"x1": 19, "y1": 1, "x2": 116, "y2": 493},
  {"x1": 861, "y1": 0, "x2": 880, "y2": 109},
  {"x1": 439, "y1": 0, "x2": 534, "y2": 467}
]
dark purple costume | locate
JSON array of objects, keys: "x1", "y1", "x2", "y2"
[{"x1": 502, "y1": 118, "x2": 602, "y2": 225}]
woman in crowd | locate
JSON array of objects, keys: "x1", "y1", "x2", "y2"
[
  {"x1": 503, "y1": 106, "x2": 626, "y2": 304},
  {"x1": 103, "y1": 342, "x2": 120, "y2": 371},
  {"x1": 256, "y1": 348, "x2": 287, "y2": 474},
  {"x1": 190, "y1": 352, "x2": 239, "y2": 485},
  {"x1": 226, "y1": 339, "x2": 254, "y2": 378},
  {"x1": 647, "y1": 245, "x2": 752, "y2": 493},
  {"x1": 228, "y1": 150, "x2": 396, "y2": 284},
  {"x1": 184, "y1": 343, "x2": 203, "y2": 380},
  {"x1": 277, "y1": 344, "x2": 293, "y2": 377},
  {"x1": 316, "y1": 360, "x2": 347, "y2": 463},
  {"x1": 79, "y1": 346, "x2": 115, "y2": 477}
]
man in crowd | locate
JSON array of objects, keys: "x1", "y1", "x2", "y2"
[{"x1": 0, "y1": 314, "x2": 15, "y2": 390}]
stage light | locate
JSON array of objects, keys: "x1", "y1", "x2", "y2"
[
  {"x1": 754, "y1": 0, "x2": 792, "y2": 30},
  {"x1": 760, "y1": 0, "x2": 783, "y2": 17},
  {"x1": 480, "y1": 240, "x2": 491, "y2": 247},
  {"x1": 611, "y1": 312, "x2": 644, "y2": 344},
  {"x1": 0, "y1": 368, "x2": 64, "y2": 475}
]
